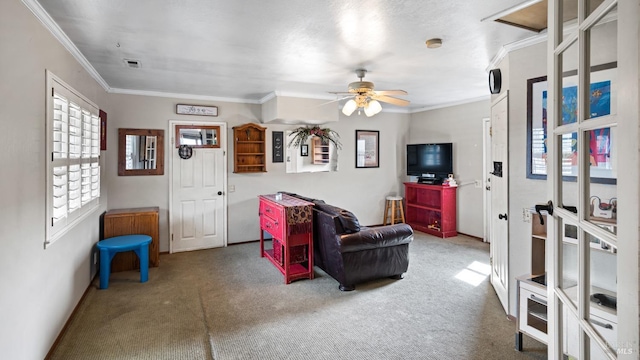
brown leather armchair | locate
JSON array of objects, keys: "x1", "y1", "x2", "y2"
[{"x1": 311, "y1": 202, "x2": 413, "y2": 291}]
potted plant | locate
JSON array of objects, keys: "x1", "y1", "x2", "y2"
[{"x1": 287, "y1": 126, "x2": 342, "y2": 149}]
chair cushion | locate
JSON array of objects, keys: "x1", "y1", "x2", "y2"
[{"x1": 315, "y1": 204, "x2": 361, "y2": 234}]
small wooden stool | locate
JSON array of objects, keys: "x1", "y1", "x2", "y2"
[
  {"x1": 96, "y1": 234, "x2": 152, "y2": 289},
  {"x1": 383, "y1": 196, "x2": 405, "y2": 225}
]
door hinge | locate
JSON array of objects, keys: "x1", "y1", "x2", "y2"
[
  {"x1": 489, "y1": 126, "x2": 492, "y2": 136},
  {"x1": 51, "y1": 152, "x2": 54, "y2": 162},
  {"x1": 489, "y1": 256, "x2": 493, "y2": 266},
  {"x1": 171, "y1": 233, "x2": 174, "y2": 241},
  {"x1": 51, "y1": 88, "x2": 54, "y2": 97}
]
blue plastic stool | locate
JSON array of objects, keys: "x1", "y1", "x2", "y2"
[{"x1": 96, "y1": 234, "x2": 152, "y2": 289}]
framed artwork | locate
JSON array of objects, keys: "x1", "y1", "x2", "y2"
[
  {"x1": 272, "y1": 131, "x2": 284, "y2": 162},
  {"x1": 99, "y1": 109, "x2": 107, "y2": 150},
  {"x1": 526, "y1": 62, "x2": 617, "y2": 184},
  {"x1": 356, "y1": 130, "x2": 379, "y2": 168},
  {"x1": 300, "y1": 144, "x2": 309, "y2": 157},
  {"x1": 176, "y1": 104, "x2": 218, "y2": 116}
]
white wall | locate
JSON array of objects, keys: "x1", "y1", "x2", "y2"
[
  {"x1": 0, "y1": 1, "x2": 110, "y2": 358},
  {"x1": 408, "y1": 100, "x2": 489, "y2": 238},
  {"x1": 106, "y1": 94, "x2": 411, "y2": 250}
]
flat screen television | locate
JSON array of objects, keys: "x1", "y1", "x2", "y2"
[{"x1": 406, "y1": 143, "x2": 453, "y2": 180}]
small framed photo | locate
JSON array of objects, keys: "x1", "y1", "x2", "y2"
[
  {"x1": 300, "y1": 144, "x2": 309, "y2": 157},
  {"x1": 176, "y1": 104, "x2": 218, "y2": 116}
]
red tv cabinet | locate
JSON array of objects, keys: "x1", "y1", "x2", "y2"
[{"x1": 404, "y1": 183, "x2": 457, "y2": 238}]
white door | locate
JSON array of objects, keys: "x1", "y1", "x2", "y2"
[
  {"x1": 489, "y1": 92, "x2": 509, "y2": 314},
  {"x1": 170, "y1": 121, "x2": 227, "y2": 253}
]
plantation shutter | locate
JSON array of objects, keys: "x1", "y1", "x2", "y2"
[{"x1": 47, "y1": 74, "x2": 100, "y2": 246}]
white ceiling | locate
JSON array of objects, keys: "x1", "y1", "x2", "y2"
[{"x1": 33, "y1": 0, "x2": 538, "y2": 111}]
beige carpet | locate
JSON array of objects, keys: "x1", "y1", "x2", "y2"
[{"x1": 49, "y1": 233, "x2": 547, "y2": 360}]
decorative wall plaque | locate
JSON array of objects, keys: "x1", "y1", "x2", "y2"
[{"x1": 272, "y1": 131, "x2": 284, "y2": 163}]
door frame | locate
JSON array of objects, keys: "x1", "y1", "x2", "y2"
[
  {"x1": 168, "y1": 119, "x2": 228, "y2": 254},
  {"x1": 482, "y1": 117, "x2": 491, "y2": 243}
]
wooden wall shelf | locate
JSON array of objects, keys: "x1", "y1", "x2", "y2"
[
  {"x1": 311, "y1": 137, "x2": 330, "y2": 164},
  {"x1": 233, "y1": 123, "x2": 266, "y2": 173}
]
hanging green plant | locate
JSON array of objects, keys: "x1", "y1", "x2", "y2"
[{"x1": 287, "y1": 126, "x2": 342, "y2": 149}]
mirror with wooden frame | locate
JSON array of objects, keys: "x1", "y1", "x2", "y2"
[{"x1": 118, "y1": 128, "x2": 165, "y2": 176}]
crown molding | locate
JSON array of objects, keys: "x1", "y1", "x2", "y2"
[
  {"x1": 109, "y1": 88, "x2": 262, "y2": 104},
  {"x1": 21, "y1": 0, "x2": 111, "y2": 92},
  {"x1": 486, "y1": 32, "x2": 548, "y2": 71},
  {"x1": 410, "y1": 95, "x2": 491, "y2": 113}
]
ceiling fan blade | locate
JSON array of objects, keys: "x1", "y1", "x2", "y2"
[
  {"x1": 373, "y1": 95, "x2": 410, "y2": 106},
  {"x1": 312, "y1": 96, "x2": 352, "y2": 107},
  {"x1": 328, "y1": 91, "x2": 355, "y2": 95},
  {"x1": 374, "y1": 90, "x2": 408, "y2": 96}
]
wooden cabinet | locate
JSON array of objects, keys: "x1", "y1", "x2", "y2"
[
  {"x1": 311, "y1": 137, "x2": 330, "y2": 164},
  {"x1": 403, "y1": 183, "x2": 457, "y2": 238},
  {"x1": 258, "y1": 194, "x2": 314, "y2": 284},
  {"x1": 102, "y1": 207, "x2": 159, "y2": 272},
  {"x1": 233, "y1": 123, "x2": 266, "y2": 173}
]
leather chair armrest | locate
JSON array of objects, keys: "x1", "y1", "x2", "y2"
[{"x1": 339, "y1": 224, "x2": 413, "y2": 253}]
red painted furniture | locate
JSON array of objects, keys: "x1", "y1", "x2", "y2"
[
  {"x1": 259, "y1": 194, "x2": 314, "y2": 283},
  {"x1": 404, "y1": 183, "x2": 457, "y2": 238}
]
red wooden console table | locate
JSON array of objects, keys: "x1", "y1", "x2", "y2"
[{"x1": 259, "y1": 194, "x2": 314, "y2": 283}]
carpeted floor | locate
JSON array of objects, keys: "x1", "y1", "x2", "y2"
[{"x1": 49, "y1": 232, "x2": 547, "y2": 360}]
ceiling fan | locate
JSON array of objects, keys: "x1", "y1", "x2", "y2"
[{"x1": 331, "y1": 69, "x2": 410, "y2": 117}]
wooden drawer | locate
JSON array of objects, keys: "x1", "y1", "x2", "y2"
[
  {"x1": 259, "y1": 199, "x2": 284, "y2": 222},
  {"x1": 260, "y1": 211, "x2": 284, "y2": 240}
]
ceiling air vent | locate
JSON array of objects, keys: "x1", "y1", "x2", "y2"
[{"x1": 123, "y1": 59, "x2": 141, "y2": 68}]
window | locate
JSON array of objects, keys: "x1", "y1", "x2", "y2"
[{"x1": 46, "y1": 72, "x2": 100, "y2": 246}]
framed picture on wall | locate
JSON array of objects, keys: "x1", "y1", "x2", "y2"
[
  {"x1": 355, "y1": 130, "x2": 379, "y2": 168},
  {"x1": 526, "y1": 62, "x2": 617, "y2": 184},
  {"x1": 99, "y1": 109, "x2": 107, "y2": 150}
]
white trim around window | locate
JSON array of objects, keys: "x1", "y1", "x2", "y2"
[{"x1": 45, "y1": 71, "x2": 101, "y2": 247}]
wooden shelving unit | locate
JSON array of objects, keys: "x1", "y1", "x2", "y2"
[
  {"x1": 311, "y1": 137, "x2": 330, "y2": 164},
  {"x1": 403, "y1": 183, "x2": 457, "y2": 238},
  {"x1": 233, "y1": 123, "x2": 266, "y2": 173}
]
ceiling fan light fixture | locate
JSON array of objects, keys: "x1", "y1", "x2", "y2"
[
  {"x1": 342, "y1": 99, "x2": 358, "y2": 116},
  {"x1": 425, "y1": 38, "x2": 442, "y2": 49},
  {"x1": 364, "y1": 100, "x2": 382, "y2": 117}
]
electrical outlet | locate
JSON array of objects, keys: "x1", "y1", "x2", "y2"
[
  {"x1": 229, "y1": 185, "x2": 235, "y2": 192},
  {"x1": 474, "y1": 180, "x2": 482, "y2": 188},
  {"x1": 523, "y1": 208, "x2": 532, "y2": 223}
]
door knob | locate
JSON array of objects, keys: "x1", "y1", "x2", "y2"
[
  {"x1": 486, "y1": 186, "x2": 491, "y2": 190},
  {"x1": 534, "y1": 200, "x2": 554, "y2": 225},
  {"x1": 217, "y1": 191, "x2": 223, "y2": 195},
  {"x1": 498, "y1": 213, "x2": 508, "y2": 220}
]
